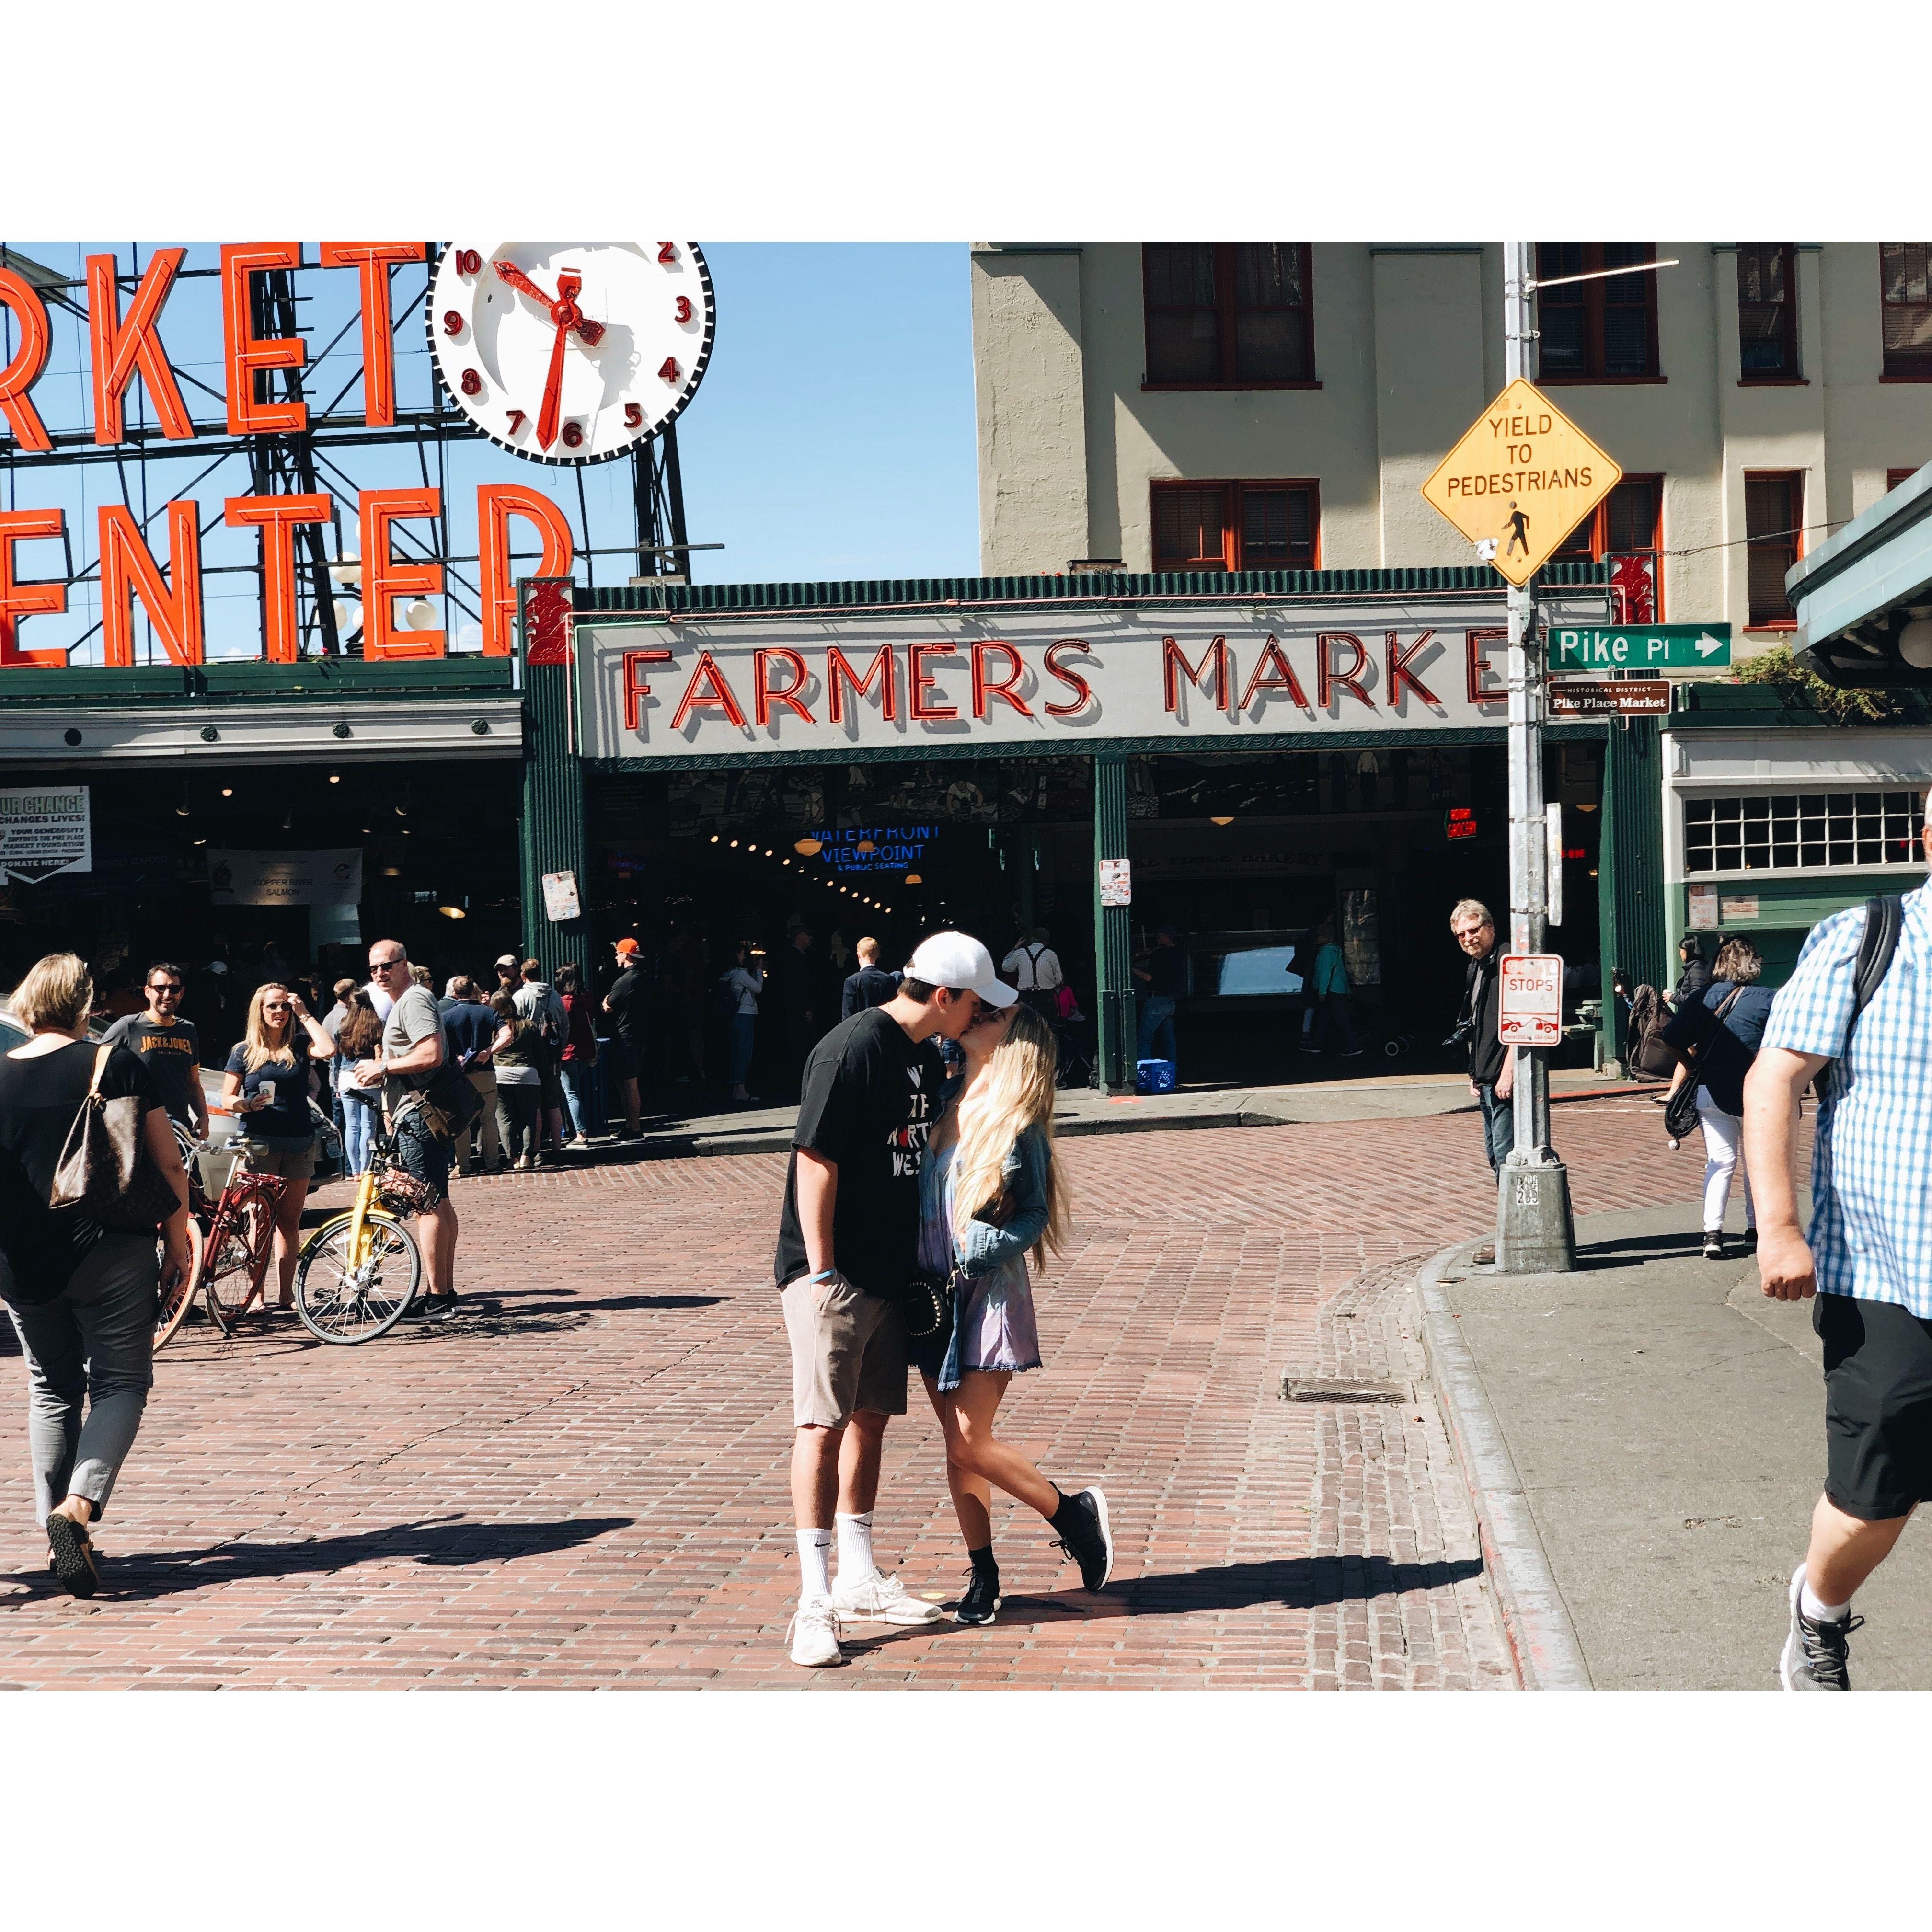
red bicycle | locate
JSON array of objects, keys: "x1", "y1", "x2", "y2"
[{"x1": 154, "y1": 1123, "x2": 290, "y2": 1350}]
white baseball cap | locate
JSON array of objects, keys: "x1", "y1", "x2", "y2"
[{"x1": 903, "y1": 931, "x2": 1017, "y2": 1007}]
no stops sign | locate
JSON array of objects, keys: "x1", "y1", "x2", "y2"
[{"x1": 1498, "y1": 952, "x2": 1564, "y2": 1047}]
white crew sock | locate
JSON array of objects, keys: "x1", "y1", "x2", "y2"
[
  {"x1": 796, "y1": 1527, "x2": 833, "y2": 1602},
  {"x1": 1800, "y1": 1576, "x2": 1850, "y2": 1623},
  {"x1": 835, "y1": 1510, "x2": 876, "y2": 1584}
]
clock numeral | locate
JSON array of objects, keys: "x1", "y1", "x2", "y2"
[
  {"x1": 561, "y1": 421, "x2": 585, "y2": 449},
  {"x1": 460, "y1": 368, "x2": 483, "y2": 397},
  {"x1": 507, "y1": 409, "x2": 527, "y2": 434},
  {"x1": 624, "y1": 403, "x2": 644, "y2": 429},
  {"x1": 454, "y1": 248, "x2": 483, "y2": 276},
  {"x1": 674, "y1": 295, "x2": 693, "y2": 323},
  {"x1": 658, "y1": 356, "x2": 682, "y2": 383},
  {"x1": 657, "y1": 242, "x2": 678, "y2": 264},
  {"x1": 442, "y1": 309, "x2": 464, "y2": 337}
]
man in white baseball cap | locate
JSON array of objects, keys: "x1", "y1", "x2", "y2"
[{"x1": 772, "y1": 930, "x2": 1012, "y2": 1667}]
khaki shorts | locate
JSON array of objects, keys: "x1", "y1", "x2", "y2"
[
  {"x1": 780, "y1": 1274, "x2": 908, "y2": 1427},
  {"x1": 248, "y1": 1137, "x2": 318, "y2": 1184}
]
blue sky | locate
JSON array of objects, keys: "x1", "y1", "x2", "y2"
[{"x1": 0, "y1": 241, "x2": 979, "y2": 661}]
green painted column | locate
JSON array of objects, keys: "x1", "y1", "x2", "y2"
[
  {"x1": 517, "y1": 582, "x2": 593, "y2": 970},
  {"x1": 1092, "y1": 752, "x2": 1135, "y2": 1092},
  {"x1": 1598, "y1": 715, "x2": 1667, "y2": 1069}
]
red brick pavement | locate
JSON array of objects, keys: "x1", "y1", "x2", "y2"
[{"x1": 0, "y1": 1099, "x2": 1701, "y2": 1689}]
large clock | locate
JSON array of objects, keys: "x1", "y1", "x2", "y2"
[{"x1": 427, "y1": 241, "x2": 714, "y2": 465}]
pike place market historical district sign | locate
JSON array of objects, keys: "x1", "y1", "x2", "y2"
[{"x1": 572, "y1": 600, "x2": 1551, "y2": 762}]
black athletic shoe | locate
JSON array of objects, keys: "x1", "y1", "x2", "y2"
[
  {"x1": 46, "y1": 1513, "x2": 100, "y2": 1598},
  {"x1": 955, "y1": 1566, "x2": 1001, "y2": 1626},
  {"x1": 1052, "y1": 1486, "x2": 1115, "y2": 1592},
  {"x1": 1702, "y1": 1232, "x2": 1726, "y2": 1261},
  {"x1": 422, "y1": 1294, "x2": 461, "y2": 1323}
]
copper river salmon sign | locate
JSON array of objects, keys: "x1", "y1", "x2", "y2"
[
  {"x1": 1420, "y1": 379, "x2": 1622, "y2": 586},
  {"x1": 571, "y1": 598, "x2": 1553, "y2": 762}
]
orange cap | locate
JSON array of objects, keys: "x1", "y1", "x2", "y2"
[{"x1": 613, "y1": 936, "x2": 641, "y2": 955}]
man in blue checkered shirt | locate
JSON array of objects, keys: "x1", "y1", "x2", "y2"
[{"x1": 1745, "y1": 831, "x2": 1932, "y2": 1690}]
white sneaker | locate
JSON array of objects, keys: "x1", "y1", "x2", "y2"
[
  {"x1": 832, "y1": 1568, "x2": 944, "y2": 1624},
  {"x1": 787, "y1": 1595, "x2": 844, "y2": 1667}
]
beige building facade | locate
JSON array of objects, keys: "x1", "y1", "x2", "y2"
[{"x1": 971, "y1": 242, "x2": 1932, "y2": 653}]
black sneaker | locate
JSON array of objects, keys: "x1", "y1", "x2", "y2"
[
  {"x1": 1781, "y1": 1565, "x2": 1863, "y2": 1690},
  {"x1": 955, "y1": 1566, "x2": 1001, "y2": 1626},
  {"x1": 46, "y1": 1512, "x2": 100, "y2": 1598},
  {"x1": 1702, "y1": 1232, "x2": 1726, "y2": 1261},
  {"x1": 1052, "y1": 1486, "x2": 1115, "y2": 1592},
  {"x1": 421, "y1": 1294, "x2": 461, "y2": 1323}
]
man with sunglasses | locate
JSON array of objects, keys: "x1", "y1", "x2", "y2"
[
  {"x1": 353, "y1": 940, "x2": 467, "y2": 1322},
  {"x1": 104, "y1": 962, "x2": 209, "y2": 1142}
]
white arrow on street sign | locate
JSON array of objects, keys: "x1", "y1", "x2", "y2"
[{"x1": 1695, "y1": 632, "x2": 1725, "y2": 658}]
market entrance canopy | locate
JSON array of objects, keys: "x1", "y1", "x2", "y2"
[
  {"x1": 1790, "y1": 463, "x2": 1932, "y2": 688},
  {"x1": 1420, "y1": 379, "x2": 1622, "y2": 586}
]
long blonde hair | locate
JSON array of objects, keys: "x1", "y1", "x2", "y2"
[
  {"x1": 241, "y1": 981, "x2": 299, "y2": 1073},
  {"x1": 949, "y1": 1003, "x2": 1069, "y2": 1266}
]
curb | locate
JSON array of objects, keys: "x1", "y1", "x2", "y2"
[{"x1": 1415, "y1": 1242, "x2": 1594, "y2": 1691}]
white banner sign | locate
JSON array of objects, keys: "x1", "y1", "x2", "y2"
[
  {"x1": 0, "y1": 784, "x2": 91, "y2": 883},
  {"x1": 207, "y1": 848, "x2": 363, "y2": 907},
  {"x1": 575, "y1": 598, "x2": 1527, "y2": 760}
]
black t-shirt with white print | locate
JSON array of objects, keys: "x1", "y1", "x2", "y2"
[{"x1": 773, "y1": 1006, "x2": 946, "y2": 1297}]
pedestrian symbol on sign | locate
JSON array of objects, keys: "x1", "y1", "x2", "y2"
[{"x1": 1504, "y1": 501, "x2": 1530, "y2": 561}]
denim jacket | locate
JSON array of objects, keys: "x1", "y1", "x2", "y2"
[{"x1": 954, "y1": 1124, "x2": 1052, "y2": 1279}]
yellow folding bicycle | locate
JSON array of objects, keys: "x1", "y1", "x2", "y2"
[{"x1": 293, "y1": 1130, "x2": 426, "y2": 1344}]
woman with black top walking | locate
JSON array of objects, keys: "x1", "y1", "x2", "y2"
[
  {"x1": 0, "y1": 953, "x2": 192, "y2": 1596},
  {"x1": 915, "y1": 1001, "x2": 1113, "y2": 1624},
  {"x1": 1662, "y1": 936, "x2": 1775, "y2": 1259},
  {"x1": 222, "y1": 981, "x2": 335, "y2": 1313}
]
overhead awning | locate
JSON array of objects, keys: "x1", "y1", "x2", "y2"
[{"x1": 1790, "y1": 464, "x2": 1932, "y2": 687}]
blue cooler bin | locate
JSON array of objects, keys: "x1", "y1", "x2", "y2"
[{"x1": 1136, "y1": 1058, "x2": 1176, "y2": 1094}]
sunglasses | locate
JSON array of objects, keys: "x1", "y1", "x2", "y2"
[
  {"x1": 372, "y1": 959, "x2": 407, "y2": 971},
  {"x1": 149, "y1": 985, "x2": 182, "y2": 996}
]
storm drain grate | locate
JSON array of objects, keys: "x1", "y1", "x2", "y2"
[{"x1": 1279, "y1": 1375, "x2": 1411, "y2": 1404}]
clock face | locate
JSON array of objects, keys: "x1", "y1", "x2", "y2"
[{"x1": 427, "y1": 241, "x2": 714, "y2": 465}]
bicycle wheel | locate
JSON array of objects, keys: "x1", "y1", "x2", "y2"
[
  {"x1": 153, "y1": 1218, "x2": 207, "y2": 1352},
  {"x1": 200, "y1": 1190, "x2": 276, "y2": 1328},
  {"x1": 294, "y1": 1210, "x2": 423, "y2": 1344}
]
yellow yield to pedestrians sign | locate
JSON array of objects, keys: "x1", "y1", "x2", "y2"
[{"x1": 1421, "y1": 378, "x2": 1622, "y2": 586}]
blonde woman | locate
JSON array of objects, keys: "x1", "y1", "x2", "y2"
[
  {"x1": 918, "y1": 1000, "x2": 1112, "y2": 1625},
  {"x1": 220, "y1": 981, "x2": 334, "y2": 1312},
  {"x1": 0, "y1": 953, "x2": 191, "y2": 1596}
]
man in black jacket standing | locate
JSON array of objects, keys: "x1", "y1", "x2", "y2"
[
  {"x1": 1452, "y1": 899, "x2": 1513, "y2": 1192},
  {"x1": 840, "y1": 937, "x2": 898, "y2": 1020}
]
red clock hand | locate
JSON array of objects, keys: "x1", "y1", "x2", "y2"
[
  {"x1": 535, "y1": 317, "x2": 570, "y2": 451},
  {"x1": 492, "y1": 258, "x2": 553, "y2": 305}
]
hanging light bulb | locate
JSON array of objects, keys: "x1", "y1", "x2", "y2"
[
  {"x1": 221, "y1": 787, "x2": 234, "y2": 798},
  {"x1": 854, "y1": 838, "x2": 876, "y2": 855},
  {"x1": 328, "y1": 774, "x2": 341, "y2": 785},
  {"x1": 794, "y1": 837, "x2": 823, "y2": 857},
  {"x1": 404, "y1": 598, "x2": 438, "y2": 630}
]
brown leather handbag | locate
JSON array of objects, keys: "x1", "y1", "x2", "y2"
[{"x1": 49, "y1": 1044, "x2": 182, "y2": 1233}]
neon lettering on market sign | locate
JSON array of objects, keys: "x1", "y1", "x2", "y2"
[
  {"x1": 577, "y1": 603, "x2": 1523, "y2": 761},
  {"x1": 0, "y1": 244, "x2": 575, "y2": 667}
]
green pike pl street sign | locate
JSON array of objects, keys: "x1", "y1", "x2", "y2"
[{"x1": 1549, "y1": 623, "x2": 1732, "y2": 670}]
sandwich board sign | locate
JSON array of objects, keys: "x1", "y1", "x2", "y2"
[
  {"x1": 1498, "y1": 952, "x2": 1564, "y2": 1047},
  {"x1": 1421, "y1": 379, "x2": 1622, "y2": 586}
]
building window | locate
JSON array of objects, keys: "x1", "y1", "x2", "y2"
[
  {"x1": 1142, "y1": 244, "x2": 1314, "y2": 387},
  {"x1": 1881, "y1": 244, "x2": 1932, "y2": 379},
  {"x1": 1685, "y1": 790, "x2": 1924, "y2": 875},
  {"x1": 1745, "y1": 472, "x2": 1804, "y2": 627},
  {"x1": 1551, "y1": 476, "x2": 1663, "y2": 621},
  {"x1": 1889, "y1": 467, "x2": 1922, "y2": 492},
  {"x1": 1152, "y1": 480, "x2": 1318, "y2": 572},
  {"x1": 1535, "y1": 242, "x2": 1661, "y2": 379},
  {"x1": 1737, "y1": 243, "x2": 1798, "y2": 379}
]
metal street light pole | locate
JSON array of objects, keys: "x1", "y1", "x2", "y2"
[{"x1": 1496, "y1": 240, "x2": 1577, "y2": 1274}]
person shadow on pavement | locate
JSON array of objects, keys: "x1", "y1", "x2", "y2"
[
  {"x1": 1, "y1": 1514, "x2": 635, "y2": 1605},
  {"x1": 839, "y1": 1553, "x2": 1484, "y2": 1651}
]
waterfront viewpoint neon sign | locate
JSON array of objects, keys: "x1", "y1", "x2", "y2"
[{"x1": 0, "y1": 244, "x2": 575, "y2": 668}]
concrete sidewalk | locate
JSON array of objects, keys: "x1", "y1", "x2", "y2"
[
  {"x1": 608, "y1": 1066, "x2": 1649, "y2": 1162},
  {"x1": 1431, "y1": 1198, "x2": 1932, "y2": 1690}
]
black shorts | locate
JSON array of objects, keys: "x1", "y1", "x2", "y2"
[
  {"x1": 1816, "y1": 1293, "x2": 1932, "y2": 1520},
  {"x1": 605, "y1": 1038, "x2": 641, "y2": 1082},
  {"x1": 393, "y1": 1109, "x2": 450, "y2": 1206}
]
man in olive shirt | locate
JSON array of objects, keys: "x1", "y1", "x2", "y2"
[{"x1": 104, "y1": 961, "x2": 209, "y2": 1140}]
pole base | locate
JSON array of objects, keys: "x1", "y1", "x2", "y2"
[{"x1": 1495, "y1": 1157, "x2": 1577, "y2": 1274}]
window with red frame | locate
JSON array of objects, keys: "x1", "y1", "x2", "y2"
[
  {"x1": 1745, "y1": 473, "x2": 1804, "y2": 627},
  {"x1": 1889, "y1": 467, "x2": 1923, "y2": 492},
  {"x1": 1881, "y1": 244, "x2": 1932, "y2": 379},
  {"x1": 1142, "y1": 244, "x2": 1314, "y2": 386},
  {"x1": 1737, "y1": 244, "x2": 1798, "y2": 380},
  {"x1": 1152, "y1": 481, "x2": 1318, "y2": 572},
  {"x1": 1535, "y1": 242, "x2": 1661, "y2": 379},
  {"x1": 1550, "y1": 476, "x2": 1663, "y2": 621}
]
